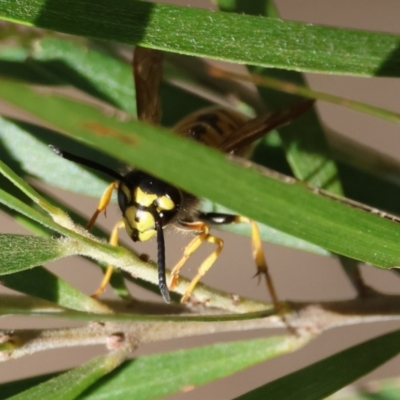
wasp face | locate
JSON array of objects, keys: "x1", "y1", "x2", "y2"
[{"x1": 117, "y1": 171, "x2": 182, "y2": 242}]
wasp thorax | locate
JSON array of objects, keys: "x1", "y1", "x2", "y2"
[{"x1": 117, "y1": 170, "x2": 182, "y2": 242}]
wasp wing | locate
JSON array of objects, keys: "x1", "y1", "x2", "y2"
[
  {"x1": 133, "y1": 46, "x2": 164, "y2": 124},
  {"x1": 218, "y1": 100, "x2": 314, "y2": 154}
]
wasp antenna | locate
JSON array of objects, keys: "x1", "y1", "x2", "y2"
[
  {"x1": 155, "y1": 217, "x2": 170, "y2": 303},
  {"x1": 49, "y1": 144, "x2": 126, "y2": 182}
]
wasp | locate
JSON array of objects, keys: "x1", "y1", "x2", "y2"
[{"x1": 51, "y1": 47, "x2": 313, "y2": 305}]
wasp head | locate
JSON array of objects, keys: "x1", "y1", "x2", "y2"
[{"x1": 117, "y1": 170, "x2": 182, "y2": 242}]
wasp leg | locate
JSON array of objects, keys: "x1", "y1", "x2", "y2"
[
  {"x1": 169, "y1": 221, "x2": 223, "y2": 303},
  {"x1": 236, "y1": 216, "x2": 281, "y2": 309},
  {"x1": 199, "y1": 212, "x2": 293, "y2": 330},
  {"x1": 91, "y1": 220, "x2": 125, "y2": 298},
  {"x1": 86, "y1": 181, "x2": 118, "y2": 230},
  {"x1": 87, "y1": 181, "x2": 119, "y2": 298}
]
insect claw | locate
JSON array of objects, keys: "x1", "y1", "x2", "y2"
[{"x1": 253, "y1": 270, "x2": 264, "y2": 284}]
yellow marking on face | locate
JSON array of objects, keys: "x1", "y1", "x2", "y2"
[
  {"x1": 135, "y1": 187, "x2": 157, "y2": 207},
  {"x1": 156, "y1": 195, "x2": 175, "y2": 211},
  {"x1": 124, "y1": 206, "x2": 156, "y2": 241}
]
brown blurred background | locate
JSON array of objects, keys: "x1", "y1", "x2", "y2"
[{"x1": 1, "y1": 0, "x2": 400, "y2": 398}]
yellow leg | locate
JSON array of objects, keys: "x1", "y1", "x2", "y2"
[
  {"x1": 86, "y1": 182, "x2": 118, "y2": 230},
  {"x1": 236, "y1": 217, "x2": 280, "y2": 308},
  {"x1": 168, "y1": 222, "x2": 224, "y2": 303},
  {"x1": 181, "y1": 235, "x2": 223, "y2": 303},
  {"x1": 236, "y1": 216, "x2": 295, "y2": 333},
  {"x1": 91, "y1": 220, "x2": 125, "y2": 298},
  {"x1": 169, "y1": 224, "x2": 209, "y2": 290}
]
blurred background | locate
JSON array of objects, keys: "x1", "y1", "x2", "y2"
[{"x1": 1, "y1": 0, "x2": 400, "y2": 398}]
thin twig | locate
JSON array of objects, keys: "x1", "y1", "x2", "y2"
[{"x1": 2, "y1": 293, "x2": 400, "y2": 361}]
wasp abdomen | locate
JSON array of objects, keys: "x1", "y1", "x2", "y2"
[{"x1": 174, "y1": 108, "x2": 247, "y2": 149}]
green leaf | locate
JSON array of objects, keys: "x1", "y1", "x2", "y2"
[
  {"x1": 0, "y1": 187, "x2": 81, "y2": 241},
  {"x1": 0, "y1": 146, "x2": 63, "y2": 216},
  {"x1": 1, "y1": 79, "x2": 400, "y2": 270},
  {"x1": 0, "y1": 336, "x2": 302, "y2": 399},
  {"x1": 0, "y1": 373, "x2": 59, "y2": 400},
  {"x1": 235, "y1": 329, "x2": 400, "y2": 400},
  {"x1": 3, "y1": 39, "x2": 399, "y2": 256},
  {"x1": 0, "y1": 190, "x2": 148, "y2": 297},
  {"x1": 31, "y1": 37, "x2": 136, "y2": 114},
  {"x1": 216, "y1": 0, "x2": 343, "y2": 194},
  {"x1": 0, "y1": 234, "x2": 112, "y2": 313},
  {"x1": 256, "y1": 70, "x2": 343, "y2": 194},
  {"x1": 78, "y1": 336, "x2": 300, "y2": 400},
  {"x1": 0, "y1": 0, "x2": 400, "y2": 76},
  {"x1": 1, "y1": 267, "x2": 111, "y2": 313},
  {"x1": 0, "y1": 234, "x2": 73, "y2": 274},
  {"x1": 202, "y1": 201, "x2": 329, "y2": 256},
  {"x1": 8, "y1": 348, "x2": 130, "y2": 400},
  {"x1": 0, "y1": 170, "x2": 124, "y2": 260},
  {"x1": 0, "y1": 55, "x2": 328, "y2": 255},
  {"x1": 0, "y1": 116, "x2": 114, "y2": 197}
]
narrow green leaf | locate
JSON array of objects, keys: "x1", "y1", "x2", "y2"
[
  {"x1": 4, "y1": 40, "x2": 400, "y2": 256},
  {"x1": 0, "y1": 188, "x2": 135, "y2": 272},
  {"x1": 0, "y1": 116, "x2": 115, "y2": 197},
  {"x1": 0, "y1": 147, "x2": 68, "y2": 218},
  {"x1": 0, "y1": 155, "x2": 126, "y2": 309},
  {"x1": 1, "y1": 0, "x2": 400, "y2": 76},
  {"x1": 256, "y1": 70, "x2": 343, "y2": 194},
  {"x1": 217, "y1": 0, "x2": 343, "y2": 194},
  {"x1": 1, "y1": 79, "x2": 400, "y2": 270},
  {"x1": 78, "y1": 336, "x2": 300, "y2": 400},
  {"x1": 0, "y1": 336, "x2": 302, "y2": 400},
  {"x1": 0, "y1": 187, "x2": 84, "y2": 242},
  {"x1": 8, "y1": 348, "x2": 129, "y2": 400},
  {"x1": 5, "y1": 41, "x2": 397, "y2": 201},
  {"x1": 0, "y1": 79, "x2": 329, "y2": 258},
  {"x1": 203, "y1": 201, "x2": 329, "y2": 256},
  {"x1": 0, "y1": 373, "x2": 59, "y2": 400},
  {"x1": 32, "y1": 37, "x2": 136, "y2": 114},
  {"x1": 251, "y1": 133, "x2": 400, "y2": 217},
  {"x1": 235, "y1": 329, "x2": 400, "y2": 400},
  {"x1": 0, "y1": 54, "x2": 64, "y2": 85},
  {"x1": 0, "y1": 234, "x2": 73, "y2": 274},
  {"x1": 1, "y1": 267, "x2": 111, "y2": 313},
  {"x1": 0, "y1": 55, "x2": 317, "y2": 255},
  {"x1": 0, "y1": 233, "x2": 112, "y2": 314}
]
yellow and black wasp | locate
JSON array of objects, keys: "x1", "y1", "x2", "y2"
[{"x1": 50, "y1": 47, "x2": 313, "y2": 305}]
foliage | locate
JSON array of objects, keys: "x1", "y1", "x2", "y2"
[{"x1": 0, "y1": 0, "x2": 400, "y2": 399}]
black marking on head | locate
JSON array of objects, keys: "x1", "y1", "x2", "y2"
[
  {"x1": 122, "y1": 171, "x2": 177, "y2": 198},
  {"x1": 130, "y1": 229, "x2": 139, "y2": 242},
  {"x1": 117, "y1": 186, "x2": 129, "y2": 212}
]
